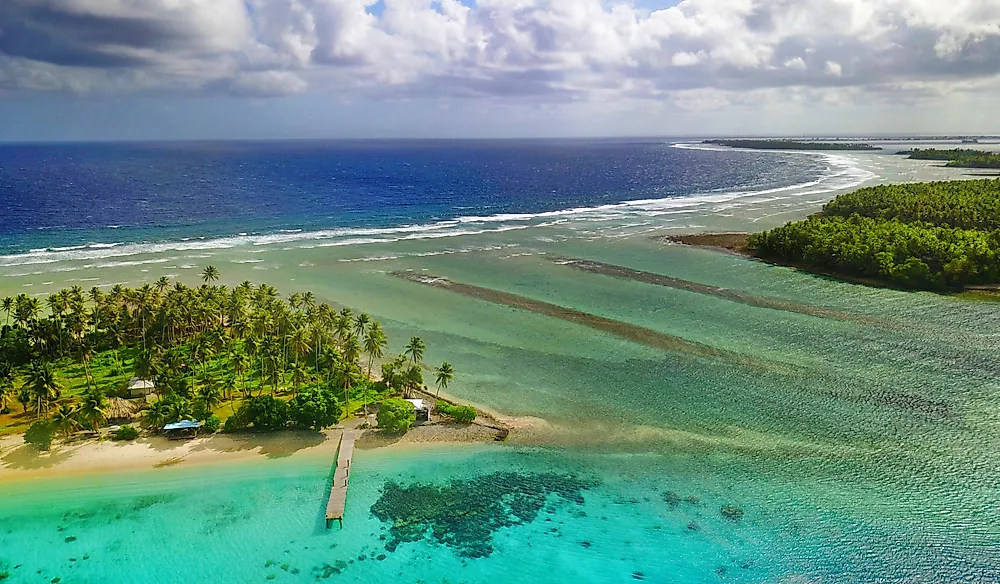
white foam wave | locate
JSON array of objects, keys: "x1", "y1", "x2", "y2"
[{"x1": 0, "y1": 148, "x2": 874, "y2": 272}]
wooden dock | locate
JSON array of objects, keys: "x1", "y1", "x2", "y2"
[{"x1": 325, "y1": 431, "x2": 357, "y2": 528}]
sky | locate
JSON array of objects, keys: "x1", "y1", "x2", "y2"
[{"x1": 1, "y1": 0, "x2": 999, "y2": 141}]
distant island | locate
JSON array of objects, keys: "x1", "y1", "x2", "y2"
[
  {"x1": 668, "y1": 179, "x2": 1000, "y2": 293},
  {"x1": 704, "y1": 139, "x2": 882, "y2": 151},
  {"x1": 901, "y1": 148, "x2": 1000, "y2": 169}
]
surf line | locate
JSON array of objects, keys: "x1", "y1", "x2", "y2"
[
  {"x1": 549, "y1": 257, "x2": 889, "y2": 327},
  {"x1": 393, "y1": 271, "x2": 791, "y2": 373}
]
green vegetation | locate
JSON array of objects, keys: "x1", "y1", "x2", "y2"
[
  {"x1": 0, "y1": 267, "x2": 452, "y2": 442},
  {"x1": 287, "y1": 387, "x2": 342, "y2": 431},
  {"x1": 705, "y1": 139, "x2": 881, "y2": 151},
  {"x1": 436, "y1": 401, "x2": 477, "y2": 423},
  {"x1": 113, "y1": 425, "x2": 140, "y2": 441},
  {"x1": 377, "y1": 398, "x2": 415, "y2": 433},
  {"x1": 24, "y1": 420, "x2": 56, "y2": 450},
  {"x1": 904, "y1": 148, "x2": 1000, "y2": 169},
  {"x1": 203, "y1": 415, "x2": 221, "y2": 433},
  {"x1": 749, "y1": 180, "x2": 1000, "y2": 290}
]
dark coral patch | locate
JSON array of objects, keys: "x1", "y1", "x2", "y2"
[{"x1": 370, "y1": 472, "x2": 596, "y2": 558}]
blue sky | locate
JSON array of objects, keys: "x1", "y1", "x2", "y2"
[{"x1": 0, "y1": 0, "x2": 998, "y2": 141}]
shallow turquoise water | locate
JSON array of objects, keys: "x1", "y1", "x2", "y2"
[
  {"x1": 0, "y1": 445, "x2": 902, "y2": 584},
  {"x1": 1, "y1": 152, "x2": 998, "y2": 582}
]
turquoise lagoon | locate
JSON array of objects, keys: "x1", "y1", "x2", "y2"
[{"x1": 1, "y1": 150, "x2": 999, "y2": 582}]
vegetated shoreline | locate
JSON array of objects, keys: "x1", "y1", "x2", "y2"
[
  {"x1": 704, "y1": 139, "x2": 882, "y2": 151},
  {"x1": 0, "y1": 391, "x2": 516, "y2": 484},
  {"x1": 663, "y1": 233, "x2": 901, "y2": 288},
  {"x1": 663, "y1": 233, "x2": 1000, "y2": 301}
]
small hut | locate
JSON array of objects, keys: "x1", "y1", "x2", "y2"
[
  {"x1": 105, "y1": 397, "x2": 140, "y2": 424},
  {"x1": 163, "y1": 420, "x2": 203, "y2": 440},
  {"x1": 405, "y1": 399, "x2": 431, "y2": 423},
  {"x1": 128, "y1": 377, "x2": 155, "y2": 398}
]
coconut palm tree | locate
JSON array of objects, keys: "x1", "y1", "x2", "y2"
[
  {"x1": 196, "y1": 383, "x2": 222, "y2": 417},
  {"x1": 155, "y1": 276, "x2": 170, "y2": 294},
  {"x1": 51, "y1": 403, "x2": 81, "y2": 438},
  {"x1": 26, "y1": 363, "x2": 62, "y2": 417},
  {"x1": 201, "y1": 265, "x2": 220, "y2": 284},
  {"x1": 353, "y1": 313, "x2": 371, "y2": 340},
  {"x1": 363, "y1": 322, "x2": 388, "y2": 378},
  {"x1": 78, "y1": 387, "x2": 107, "y2": 431},
  {"x1": 0, "y1": 363, "x2": 14, "y2": 414},
  {"x1": 404, "y1": 336, "x2": 426, "y2": 365},
  {"x1": 291, "y1": 362, "x2": 309, "y2": 395},
  {"x1": 1, "y1": 296, "x2": 12, "y2": 328},
  {"x1": 16, "y1": 387, "x2": 31, "y2": 416},
  {"x1": 434, "y1": 362, "x2": 455, "y2": 398}
]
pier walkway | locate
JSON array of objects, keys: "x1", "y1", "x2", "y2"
[{"x1": 325, "y1": 431, "x2": 357, "y2": 528}]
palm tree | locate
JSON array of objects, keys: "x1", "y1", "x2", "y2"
[
  {"x1": 155, "y1": 276, "x2": 170, "y2": 294},
  {"x1": 142, "y1": 399, "x2": 170, "y2": 430},
  {"x1": 77, "y1": 342, "x2": 96, "y2": 392},
  {"x1": 434, "y1": 362, "x2": 455, "y2": 398},
  {"x1": 51, "y1": 403, "x2": 81, "y2": 438},
  {"x1": 1, "y1": 296, "x2": 12, "y2": 327},
  {"x1": 291, "y1": 362, "x2": 309, "y2": 394},
  {"x1": 26, "y1": 363, "x2": 62, "y2": 417},
  {"x1": 364, "y1": 322, "x2": 388, "y2": 378},
  {"x1": 353, "y1": 313, "x2": 371, "y2": 339},
  {"x1": 404, "y1": 336, "x2": 426, "y2": 365},
  {"x1": 290, "y1": 326, "x2": 311, "y2": 366},
  {"x1": 16, "y1": 387, "x2": 31, "y2": 416},
  {"x1": 0, "y1": 363, "x2": 14, "y2": 414},
  {"x1": 201, "y1": 265, "x2": 220, "y2": 284},
  {"x1": 196, "y1": 383, "x2": 222, "y2": 418},
  {"x1": 78, "y1": 387, "x2": 107, "y2": 431}
]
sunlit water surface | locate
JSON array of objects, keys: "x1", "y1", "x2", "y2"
[{"x1": 1, "y1": 144, "x2": 998, "y2": 583}]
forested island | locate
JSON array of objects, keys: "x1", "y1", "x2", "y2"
[
  {"x1": 747, "y1": 180, "x2": 1000, "y2": 291},
  {"x1": 902, "y1": 148, "x2": 1000, "y2": 169},
  {"x1": 704, "y1": 139, "x2": 882, "y2": 151},
  {"x1": 0, "y1": 268, "x2": 467, "y2": 449}
]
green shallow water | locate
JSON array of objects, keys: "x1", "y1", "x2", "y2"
[{"x1": 1, "y1": 153, "x2": 999, "y2": 582}]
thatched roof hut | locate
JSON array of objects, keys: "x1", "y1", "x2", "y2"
[{"x1": 106, "y1": 397, "x2": 140, "y2": 422}]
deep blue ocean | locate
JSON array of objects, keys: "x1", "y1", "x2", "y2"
[{"x1": 0, "y1": 139, "x2": 825, "y2": 255}]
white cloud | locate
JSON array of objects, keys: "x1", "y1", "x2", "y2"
[{"x1": 1, "y1": 0, "x2": 1000, "y2": 107}]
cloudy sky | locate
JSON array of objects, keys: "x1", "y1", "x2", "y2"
[{"x1": 1, "y1": 0, "x2": 999, "y2": 140}]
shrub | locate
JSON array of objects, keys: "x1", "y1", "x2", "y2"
[
  {"x1": 223, "y1": 408, "x2": 249, "y2": 433},
  {"x1": 113, "y1": 425, "x2": 140, "y2": 441},
  {"x1": 377, "y1": 398, "x2": 415, "y2": 433},
  {"x1": 226, "y1": 395, "x2": 288, "y2": 433},
  {"x1": 203, "y1": 415, "x2": 221, "y2": 433},
  {"x1": 25, "y1": 420, "x2": 56, "y2": 451},
  {"x1": 437, "y1": 401, "x2": 477, "y2": 424},
  {"x1": 288, "y1": 388, "x2": 342, "y2": 431}
]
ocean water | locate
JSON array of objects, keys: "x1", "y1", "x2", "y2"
[{"x1": 1, "y1": 140, "x2": 999, "y2": 583}]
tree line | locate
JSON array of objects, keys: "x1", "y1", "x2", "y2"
[
  {"x1": 904, "y1": 148, "x2": 1000, "y2": 169},
  {"x1": 748, "y1": 180, "x2": 1000, "y2": 290},
  {"x1": 704, "y1": 139, "x2": 881, "y2": 151},
  {"x1": 0, "y1": 266, "x2": 457, "y2": 441}
]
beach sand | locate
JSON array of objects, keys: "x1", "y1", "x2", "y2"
[{"x1": 0, "y1": 419, "x2": 514, "y2": 484}]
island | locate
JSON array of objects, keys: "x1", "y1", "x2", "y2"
[
  {"x1": 704, "y1": 139, "x2": 882, "y2": 151},
  {"x1": 0, "y1": 267, "x2": 499, "y2": 453},
  {"x1": 901, "y1": 148, "x2": 1000, "y2": 169},
  {"x1": 666, "y1": 179, "x2": 1000, "y2": 294}
]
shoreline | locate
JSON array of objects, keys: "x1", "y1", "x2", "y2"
[{"x1": 0, "y1": 418, "x2": 515, "y2": 485}]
